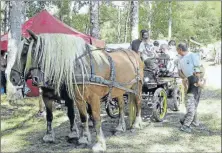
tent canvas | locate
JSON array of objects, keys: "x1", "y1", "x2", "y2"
[
  {"x1": 0, "y1": 10, "x2": 105, "y2": 51},
  {"x1": 0, "y1": 10, "x2": 105, "y2": 97}
]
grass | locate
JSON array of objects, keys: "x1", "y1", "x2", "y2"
[{"x1": 0, "y1": 85, "x2": 221, "y2": 152}]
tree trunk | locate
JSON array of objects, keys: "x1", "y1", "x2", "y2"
[
  {"x1": 1, "y1": 1, "x2": 10, "y2": 33},
  {"x1": 168, "y1": 1, "x2": 172, "y2": 41},
  {"x1": 130, "y1": 1, "x2": 139, "y2": 41},
  {"x1": 124, "y1": 3, "x2": 130, "y2": 43},
  {"x1": 5, "y1": 1, "x2": 25, "y2": 101},
  {"x1": 148, "y1": 1, "x2": 152, "y2": 37},
  {"x1": 117, "y1": 7, "x2": 121, "y2": 43},
  {"x1": 90, "y1": 1, "x2": 100, "y2": 39}
]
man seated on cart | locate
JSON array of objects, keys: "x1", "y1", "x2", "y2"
[{"x1": 137, "y1": 30, "x2": 158, "y2": 71}]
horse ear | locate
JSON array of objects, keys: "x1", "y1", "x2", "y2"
[
  {"x1": 27, "y1": 29, "x2": 37, "y2": 41},
  {"x1": 25, "y1": 38, "x2": 30, "y2": 43}
]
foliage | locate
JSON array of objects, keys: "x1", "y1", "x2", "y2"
[
  {"x1": 1, "y1": 1, "x2": 221, "y2": 44},
  {"x1": 71, "y1": 13, "x2": 89, "y2": 34},
  {"x1": 25, "y1": 1, "x2": 48, "y2": 18}
]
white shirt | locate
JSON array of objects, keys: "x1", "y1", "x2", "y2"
[{"x1": 138, "y1": 41, "x2": 155, "y2": 60}]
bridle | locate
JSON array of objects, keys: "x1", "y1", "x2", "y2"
[{"x1": 11, "y1": 68, "x2": 25, "y2": 83}]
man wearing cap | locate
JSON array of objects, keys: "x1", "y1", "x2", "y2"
[
  {"x1": 130, "y1": 29, "x2": 147, "y2": 53},
  {"x1": 176, "y1": 42, "x2": 205, "y2": 133}
]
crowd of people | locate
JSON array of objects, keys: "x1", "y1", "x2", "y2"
[{"x1": 130, "y1": 29, "x2": 206, "y2": 133}]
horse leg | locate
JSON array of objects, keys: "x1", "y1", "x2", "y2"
[
  {"x1": 90, "y1": 95, "x2": 106, "y2": 152},
  {"x1": 37, "y1": 88, "x2": 45, "y2": 117},
  {"x1": 115, "y1": 96, "x2": 126, "y2": 133},
  {"x1": 42, "y1": 95, "x2": 55, "y2": 143},
  {"x1": 75, "y1": 101, "x2": 91, "y2": 145},
  {"x1": 87, "y1": 103, "x2": 94, "y2": 127},
  {"x1": 131, "y1": 82, "x2": 143, "y2": 129},
  {"x1": 66, "y1": 99, "x2": 80, "y2": 139}
]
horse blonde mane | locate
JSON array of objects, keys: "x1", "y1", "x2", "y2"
[
  {"x1": 14, "y1": 40, "x2": 26, "y2": 71},
  {"x1": 32, "y1": 33, "x2": 109, "y2": 99}
]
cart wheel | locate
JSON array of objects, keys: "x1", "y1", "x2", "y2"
[
  {"x1": 172, "y1": 87, "x2": 181, "y2": 111},
  {"x1": 106, "y1": 99, "x2": 119, "y2": 118},
  {"x1": 152, "y1": 88, "x2": 168, "y2": 122}
]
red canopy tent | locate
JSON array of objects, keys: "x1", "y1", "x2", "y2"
[
  {"x1": 0, "y1": 34, "x2": 8, "y2": 51},
  {"x1": 1, "y1": 10, "x2": 105, "y2": 50},
  {"x1": 0, "y1": 10, "x2": 106, "y2": 97}
]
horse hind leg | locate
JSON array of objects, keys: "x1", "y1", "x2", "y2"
[
  {"x1": 130, "y1": 82, "x2": 143, "y2": 130},
  {"x1": 115, "y1": 95, "x2": 126, "y2": 133},
  {"x1": 90, "y1": 95, "x2": 106, "y2": 152}
]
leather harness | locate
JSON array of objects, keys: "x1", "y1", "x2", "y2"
[{"x1": 17, "y1": 45, "x2": 142, "y2": 100}]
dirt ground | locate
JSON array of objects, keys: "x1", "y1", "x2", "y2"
[{"x1": 1, "y1": 61, "x2": 221, "y2": 153}]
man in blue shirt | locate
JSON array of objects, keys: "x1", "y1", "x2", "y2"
[
  {"x1": 177, "y1": 42, "x2": 204, "y2": 133},
  {"x1": 177, "y1": 43, "x2": 201, "y2": 78}
]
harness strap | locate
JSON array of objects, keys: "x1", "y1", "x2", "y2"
[{"x1": 106, "y1": 54, "x2": 116, "y2": 104}]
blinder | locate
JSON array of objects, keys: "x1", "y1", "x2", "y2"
[{"x1": 11, "y1": 68, "x2": 25, "y2": 84}]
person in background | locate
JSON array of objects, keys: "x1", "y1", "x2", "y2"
[
  {"x1": 167, "y1": 40, "x2": 179, "y2": 74},
  {"x1": 137, "y1": 30, "x2": 157, "y2": 70},
  {"x1": 130, "y1": 29, "x2": 147, "y2": 53},
  {"x1": 180, "y1": 67, "x2": 205, "y2": 133},
  {"x1": 214, "y1": 43, "x2": 221, "y2": 65},
  {"x1": 177, "y1": 42, "x2": 205, "y2": 133},
  {"x1": 1, "y1": 51, "x2": 7, "y2": 94},
  {"x1": 153, "y1": 40, "x2": 160, "y2": 53}
]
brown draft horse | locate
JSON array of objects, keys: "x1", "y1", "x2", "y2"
[{"x1": 11, "y1": 31, "x2": 144, "y2": 152}]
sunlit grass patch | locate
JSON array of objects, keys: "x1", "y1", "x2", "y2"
[{"x1": 1, "y1": 96, "x2": 70, "y2": 152}]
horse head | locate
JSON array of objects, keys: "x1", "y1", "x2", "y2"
[
  {"x1": 10, "y1": 37, "x2": 32, "y2": 86},
  {"x1": 25, "y1": 30, "x2": 46, "y2": 87},
  {"x1": 10, "y1": 29, "x2": 39, "y2": 86}
]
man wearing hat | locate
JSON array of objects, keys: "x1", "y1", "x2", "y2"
[{"x1": 177, "y1": 42, "x2": 205, "y2": 133}]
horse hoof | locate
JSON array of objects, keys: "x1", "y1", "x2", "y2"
[
  {"x1": 68, "y1": 131, "x2": 79, "y2": 139},
  {"x1": 115, "y1": 125, "x2": 126, "y2": 133},
  {"x1": 92, "y1": 142, "x2": 106, "y2": 152},
  {"x1": 78, "y1": 136, "x2": 91, "y2": 145},
  {"x1": 132, "y1": 117, "x2": 143, "y2": 129},
  {"x1": 43, "y1": 132, "x2": 55, "y2": 143},
  {"x1": 88, "y1": 121, "x2": 94, "y2": 127},
  {"x1": 36, "y1": 111, "x2": 46, "y2": 118}
]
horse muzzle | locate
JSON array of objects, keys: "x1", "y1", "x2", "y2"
[{"x1": 32, "y1": 75, "x2": 46, "y2": 87}]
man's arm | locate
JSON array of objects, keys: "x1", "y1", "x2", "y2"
[
  {"x1": 195, "y1": 78, "x2": 206, "y2": 88},
  {"x1": 178, "y1": 70, "x2": 186, "y2": 79},
  {"x1": 177, "y1": 60, "x2": 186, "y2": 79}
]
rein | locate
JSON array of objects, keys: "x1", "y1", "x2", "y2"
[
  {"x1": 75, "y1": 47, "x2": 104, "y2": 62},
  {"x1": 11, "y1": 68, "x2": 25, "y2": 81}
]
